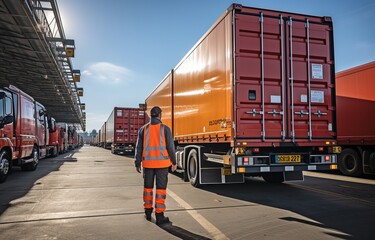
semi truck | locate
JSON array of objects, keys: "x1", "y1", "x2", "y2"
[
  {"x1": 0, "y1": 85, "x2": 49, "y2": 182},
  {"x1": 145, "y1": 4, "x2": 340, "y2": 186},
  {"x1": 56, "y1": 122, "x2": 68, "y2": 153},
  {"x1": 47, "y1": 116, "x2": 59, "y2": 157},
  {"x1": 67, "y1": 125, "x2": 78, "y2": 150},
  {"x1": 100, "y1": 122, "x2": 107, "y2": 149},
  {"x1": 336, "y1": 61, "x2": 375, "y2": 176},
  {"x1": 105, "y1": 107, "x2": 145, "y2": 155}
]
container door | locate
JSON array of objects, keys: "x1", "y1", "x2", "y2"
[
  {"x1": 115, "y1": 109, "x2": 126, "y2": 144},
  {"x1": 235, "y1": 13, "x2": 285, "y2": 140},
  {"x1": 235, "y1": 12, "x2": 335, "y2": 142},
  {"x1": 285, "y1": 17, "x2": 334, "y2": 140}
]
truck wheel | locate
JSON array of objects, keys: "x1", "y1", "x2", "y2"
[
  {"x1": 53, "y1": 146, "x2": 58, "y2": 157},
  {"x1": 21, "y1": 147, "x2": 39, "y2": 171},
  {"x1": 369, "y1": 152, "x2": 375, "y2": 172},
  {"x1": 187, "y1": 149, "x2": 200, "y2": 187},
  {"x1": 338, "y1": 148, "x2": 362, "y2": 176},
  {"x1": 0, "y1": 151, "x2": 11, "y2": 183},
  {"x1": 262, "y1": 172, "x2": 284, "y2": 183}
]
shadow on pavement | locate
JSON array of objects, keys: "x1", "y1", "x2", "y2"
[
  {"x1": 0, "y1": 151, "x2": 79, "y2": 215},
  {"x1": 158, "y1": 223, "x2": 212, "y2": 240},
  {"x1": 199, "y1": 176, "x2": 374, "y2": 240}
]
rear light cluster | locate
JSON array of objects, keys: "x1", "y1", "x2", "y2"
[
  {"x1": 237, "y1": 156, "x2": 268, "y2": 166},
  {"x1": 310, "y1": 155, "x2": 337, "y2": 164}
]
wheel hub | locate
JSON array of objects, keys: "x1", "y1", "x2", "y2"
[{"x1": 0, "y1": 159, "x2": 9, "y2": 175}]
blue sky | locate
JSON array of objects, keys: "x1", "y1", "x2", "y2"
[{"x1": 58, "y1": 0, "x2": 375, "y2": 132}]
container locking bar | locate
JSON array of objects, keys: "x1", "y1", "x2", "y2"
[
  {"x1": 306, "y1": 19, "x2": 313, "y2": 141},
  {"x1": 280, "y1": 14, "x2": 286, "y2": 140},
  {"x1": 260, "y1": 12, "x2": 266, "y2": 141},
  {"x1": 289, "y1": 16, "x2": 295, "y2": 141}
]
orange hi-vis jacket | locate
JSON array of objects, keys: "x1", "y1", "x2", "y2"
[{"x1": 142, "y1": 123, "x2": 171, "y2": 168}]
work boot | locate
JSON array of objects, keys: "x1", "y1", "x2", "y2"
[
  {"x1": 145, "y1": 208, "x2": 153, "y2": 221},
  {"x1": 155, "y1": 212, "x2": 171, "y2": 225}
]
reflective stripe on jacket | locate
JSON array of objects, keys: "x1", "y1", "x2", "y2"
[{"x1": 142, "y1": 123, "x2": 171, "y2": 168}]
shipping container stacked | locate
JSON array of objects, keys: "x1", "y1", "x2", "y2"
[
  {"x1": 146, "y1": 4, "x2": 340, "y2": 186},
  {"x1": 336, "y1": 61, "x2": 375, "y2": 176}
]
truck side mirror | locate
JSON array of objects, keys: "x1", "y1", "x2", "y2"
[
  {"x1": 0, "y1": 115, "x2": 13, "y2": 129},
  {"x1": 3, "y1": 115, "x2": 13, "y2": 124},
  {"x1": 39, "y1": 109, "x2": 45, "y2": 117}
]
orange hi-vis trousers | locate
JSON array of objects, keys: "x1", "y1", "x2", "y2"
[{"x1": 143, "y1": 167, "x2": 168, "y2": 213}]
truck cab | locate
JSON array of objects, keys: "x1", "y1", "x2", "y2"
[
  {"x1": 0, "y1": 91, "x2": 14, "y2": 183},
  {"x1": 47, "y1": 116, "x2": 59, "y2": 157},
  {"x1": 35, "y1": 101, "x2": 49, "y2": 159}
]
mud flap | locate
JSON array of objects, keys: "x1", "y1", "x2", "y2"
[
  {"x1": 200, "y1": 168, "x2": 244, "y2": 184},
  {"x1": 284, "y1": 171, "x2": 304, "y2": 181}
]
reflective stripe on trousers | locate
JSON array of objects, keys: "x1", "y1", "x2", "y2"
[
  {"x1": 155, "y1": 189, "x2": 166, "y2": 213},
  {"x1": 143, "y1": 188, "x2": 153, "y2": 209}
]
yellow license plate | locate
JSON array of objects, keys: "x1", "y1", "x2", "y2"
[{"x1": 276, "y1": 155, "x2": 301, "y2": 163}]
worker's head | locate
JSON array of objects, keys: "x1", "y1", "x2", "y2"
[{"x1": 150, "y1": 106, "x2": 162, "y2": 118}]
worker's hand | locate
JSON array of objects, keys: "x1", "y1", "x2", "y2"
[
  {"x1": 171, "y1": 164, "x2": 177, "y2": 172},
  {"x1": 136, "y1": 166, "x2": 142, "y2": 173}
]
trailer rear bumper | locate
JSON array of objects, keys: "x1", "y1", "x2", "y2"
[
  {"x1": 111, "y1": 144, "x2": 135, "y2": 154},
  {"x1": 236, "y1": 163, "x2": 337, "y2": 174},
  {"x1": 234, "y1": 153, "x2": 338, "y2": 174}
]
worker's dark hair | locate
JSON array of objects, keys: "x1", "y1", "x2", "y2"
[{"x1": 150, "y1": 106, "x2": 162, "y2": 117}]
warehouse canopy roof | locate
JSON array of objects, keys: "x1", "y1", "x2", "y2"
[{"x1": 0, "y1": 0, "x2": 85, "y2": 130}]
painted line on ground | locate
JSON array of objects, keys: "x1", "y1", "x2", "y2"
[{"x1": 168, "y1": 189, "x2": 229, "y2": 240}]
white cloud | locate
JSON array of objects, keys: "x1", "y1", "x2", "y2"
[
  {"x1": 354, "y1": 41, "x2": 372, "y2": 51},
  {"x1": 82, "y1": 62, "x2": 131, "y2": 84}
]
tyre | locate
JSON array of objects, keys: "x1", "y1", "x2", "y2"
[
  {"x1": 262, "y1": 172, "x2": 285, "y2": 183},
  {"x1": 21, "y1": 147, "x2": 39, "y2": 171},
  {"x1": 0, "y1": 150, "x2": 11, "y2": 183},
  {"x1": 187, "y1": 149, "x2": 200, "y2": 187},
  {"x1": 53, "y1": 146, "x2": 58, "y2": 157},
  {"x1": 338, "y1": 148, "x2": 362, "y2": 176}
]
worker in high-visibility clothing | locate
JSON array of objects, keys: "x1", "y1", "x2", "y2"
[{"x1": 135, "y1": 106, "x2": 177, "y2": 225}]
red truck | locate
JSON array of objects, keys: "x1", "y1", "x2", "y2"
[
  {"x1": 336, "y1": 61, "x2": 375, "y2": 176},
  {"x1": 0, "y1": 85, "x2": 49, "y2": 182},
  {"x1": 56, "y1": 122, "x2": 68, "y2": 153},
  {"x1": 67, "y1": 125, "x2": 78, "y2": 150},
  {"x1": 47, "y1": 117, "x2": 59, "y2": 157},
  {"x1": 145, "y1": 4, "x2": 340, "y2": 186},
  {"x1": 105, "y1": 107, "x2": 145, "y2": 155}
]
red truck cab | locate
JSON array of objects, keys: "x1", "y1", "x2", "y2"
[
  {"x1": 0, "y1": 85, "x2": 48, "y2": 183},
  {"x1": 47, "y1": 116, "x2": 59, "y2": 157},
  {"x1": 0, "y1": 91, "x2": 13, "y2": 183}
]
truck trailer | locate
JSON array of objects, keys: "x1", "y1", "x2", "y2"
[
  {"x1": 336, "y1": 61, "x2": 375, "y2": 176},
  {"x1": 145, "y1": 4, "x2": 340, "y2": 186},
  {"x1": 105, "y1": 107, "x2": 145, "y2": 155},
  {"x1": 0, "y1": 85, "x2": 49, "y2": 182},
  {"x1": 100, "y1": 122, "x2": 107, "y2": 148}
]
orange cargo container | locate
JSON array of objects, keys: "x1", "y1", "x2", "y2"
[
  {"x1": 146, "y1": 4, "x2": 340, "y2": 186},
  {"x1": 336, "y1": 61, "x2": 375, "y2": 176}
]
